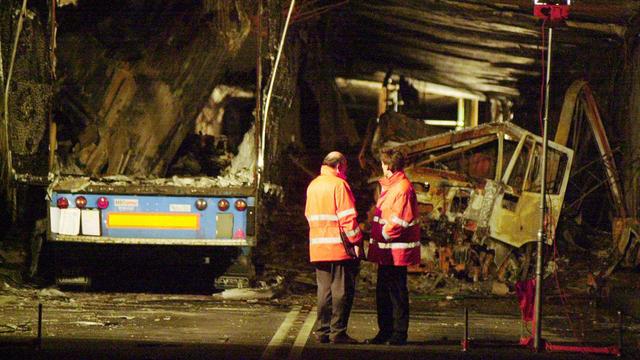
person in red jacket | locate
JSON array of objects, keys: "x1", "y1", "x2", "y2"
[
  {"x1": 366, "y1": 148, "x2": 420, "y2": 346},
  {"x1": 305, "y1": 151, "x2": 363, "y2": 344}
]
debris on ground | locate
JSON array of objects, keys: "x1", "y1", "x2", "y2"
[
  {"x1": 213, "y1": 275, "x2": 285, "y2": 301},
  {"x1": 37, "y1": 288, "x2": 69, "y2": 300},
  {"x1": 0, "y1": 323, "x2": 31, "y2": 333}
]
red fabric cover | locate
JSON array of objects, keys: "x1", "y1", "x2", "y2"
[{"x1": 515, "y1": 279, "x2": 536, "y2": 322}]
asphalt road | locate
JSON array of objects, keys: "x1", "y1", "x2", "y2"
[{"x1": 0, "y1": 291, "x2": 632, "y2": 359}]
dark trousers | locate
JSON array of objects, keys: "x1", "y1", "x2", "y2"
[
  {"x1": 376, "y1": 265, "x2": 409, "y2": 339},
  {"x1": 315, "y1": 260, "x2": 359, "y2": 337}
]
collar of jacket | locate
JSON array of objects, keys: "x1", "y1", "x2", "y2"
[
  {"x1": 379, "y1": 170, "x2": 407, "y2": 189},
  {"x1": 320, "y1": 165, "x2": 346, "y2": 180}
]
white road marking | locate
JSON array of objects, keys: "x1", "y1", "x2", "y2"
[
  {"x1": 287, "y1": 306, "x2": 317, "y2": 360},
  {"x1": 261, "y1": 305, "x2": 301, "y2": 360}
]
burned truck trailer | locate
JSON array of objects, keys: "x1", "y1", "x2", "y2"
[{"x1": 47, "y1": 173, "x2": 258, "y2": 288}]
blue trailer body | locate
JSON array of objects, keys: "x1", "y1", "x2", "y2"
[{"x1": 49, "y1": 192, "x2": 256, "y2": 247}]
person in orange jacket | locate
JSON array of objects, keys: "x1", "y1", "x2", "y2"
[
  {"x1": 305, "y1": 151, "x2": 363, "y2": 344},
  {"x1": 366, "y1": 148, "x2": 420, "y2": 346}
]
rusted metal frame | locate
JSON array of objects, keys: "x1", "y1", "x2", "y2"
[
  {"x1": 522, "y1": 137, "x2": 537, "y2": 193},
  {"x1": 501, "y1": 131, "x2": 528, "y2": 185},
  {"x1": 519, "y1": 127, "x2": 574, "y2": 201},
  {"x1": 584, "y1": 167, "x2": 604, "y2": 185},
  {"x1": 570, "y1": 146, "x2": 621, "y2": 181},
  {"x1": 555, "y1": 80, "x2": 587, "y2": 146},
  {"x1": 566, "y1": 177, "x2": 612, "y2": 211},
  {"x1": 410, "y1": 135, "x2": 496, "y2": 168},
  {"x1": 51, "y1": 182, "x2": 256, "y2": 196},
  {"x1": 571, "y1": 97, "x2": 583, "y2": 151},
  {"x1": 582, "y1": 85, "x2": 627, "y2": 217},
  {"x1": 521, "y1": 138, "x2": 574, "y2": 201},
  {"x1": 496, "y1": 131, "x2": 504, "y2": 181},
  {"x1": 291, "y1": 0, "x2": 349, "y2": 23},
  {"x1": 572, "y1": 170, "x2": 601, "y2": 197},
  {"x1": 388, "y1": 122, "x2": 520, "y2": 161}
]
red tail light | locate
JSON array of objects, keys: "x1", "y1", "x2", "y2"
[
  {"x1": 75, "y1": 196, "x2": 87, "y2": 209},
  {"x1": 235, "y1": 199, "x2": 247, "y2": 211},
  {"x1": 217, "y1": 199, "x2": 230, "y2": 211},
  {"x1": 97, "y1": 196, "x2": 109, "y2": 209},
  {"x1": 57, "y1": 197, "x2": 69, "y2": 209}
]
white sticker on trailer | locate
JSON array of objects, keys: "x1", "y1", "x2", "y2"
[
  {"x1": 58, "y1": 208, "x2": 81, "y2": 236},
  {"x1": 49, "y1": 207, "x2": 60, "y2": 233},
  {"x1": 81, "y1": 209, "x2": 101, "y2": 236},
  {"x1": 114, "y1": 199, "x2": 139, "y2": 208},
  {"x1": 169, "y1": 204, "x2": 191, "y2": 212}
]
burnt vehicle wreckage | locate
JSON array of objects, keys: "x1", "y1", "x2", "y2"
[{"x1": 359, "y1": 78, "x2": 640, "y2": 287}]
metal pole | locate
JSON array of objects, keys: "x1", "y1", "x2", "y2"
[
  {"x1": 36, "y1": 303, "x2": 42, "y2": 349},
  {"x1": 462, "y1": 307, "x2": 469, "y2": 352},
  {"x1": 618, "y1": 310, "x2": 623, "y2": 357},
  {"x1": 533, "y1": 26, "x2": 553, "y2": 352}
]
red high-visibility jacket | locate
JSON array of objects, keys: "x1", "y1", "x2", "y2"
[
  {"x1": 367, "y1": 171, "x2": 421, "y2": 266},
  {"x1": 305, "y1": 165, "x2": 362, "y2": 262}
]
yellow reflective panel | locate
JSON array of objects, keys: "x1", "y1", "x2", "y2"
[{"x1": 107, "y1": 213, "x2": 200, "y2": 230}]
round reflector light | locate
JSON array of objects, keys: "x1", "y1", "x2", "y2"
[
  {"x1": 235, "y1": 199, "x2": 247, "y2": 211},
  {"x1": 56, "y1": 197, "x2": 69, "y2": 209},
  {"x1": 217, "y1": 199, "x2": 230, "y2": 211},
  {"x1": 195, "y1": 198, "x2": 208, "y2": 211},
  {"x1": 96, "y1": 196, "x2": 109, "y2": 209},
  {"x1": 75, "y1": 196, "x2": 87, "y2": 209}
]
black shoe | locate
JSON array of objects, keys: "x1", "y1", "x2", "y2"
[
  {"x1": 387, "y1": 336, "x2": 407, "y2": 346},
  {"x1": 330, "y1": 333, "x2": 359, "y2": 344},
  {"x1": 314, "y1": 332, "x2": 330, "y2": 344},
  {"x1": 364, "y1": 334, "x2": 391, "y2": 345}
]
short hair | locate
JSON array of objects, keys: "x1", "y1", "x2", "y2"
[
  {"x1": 380, "y1": 148, "x2": 405, "y2": 172},
  {"x1": 323, "y1": 151, "x2": 346, "y2": 168}
]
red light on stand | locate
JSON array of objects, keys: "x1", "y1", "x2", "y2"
[
  {"x1": 75, "y1": 196, "x2": 87, "y2": 209},
  {"x1": 533, "y1": 0, "x2": 570, "y2": 21},
  {"x1": 235, "y1": 199, "x2": 247, "y2": 211},
  {"x1": 217, "y1": 199, "x2": 230, "y2": 211},
  {"x1": 56, "y1": 197, "x2": 69, "y2": 209},
  {"x1": 96, "y1": 196, "x2": 109, "y2": 209}
]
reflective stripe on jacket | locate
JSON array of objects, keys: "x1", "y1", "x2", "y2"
[
  {"x1": 367, "y1": 171, "x2": 421, "y2": 266},
  {"x1": 305, "y1": 165, "x2": 362, "y2": 262}
]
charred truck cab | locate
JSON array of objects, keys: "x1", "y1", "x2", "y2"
[{"x1": 374, "y1": 121, "x2": 573, "y2": 280}]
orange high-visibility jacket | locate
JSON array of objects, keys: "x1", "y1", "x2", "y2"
[
  {"x1": 367, "y1": 171, "x2": 421, "y2": 266},
  {"x1": 305, "y1": 165, "x2": 362, "y2": 262}
]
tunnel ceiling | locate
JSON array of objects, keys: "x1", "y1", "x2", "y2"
[{"x1": 327, "y1": 0, "x2": 640, "y2": 98}]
